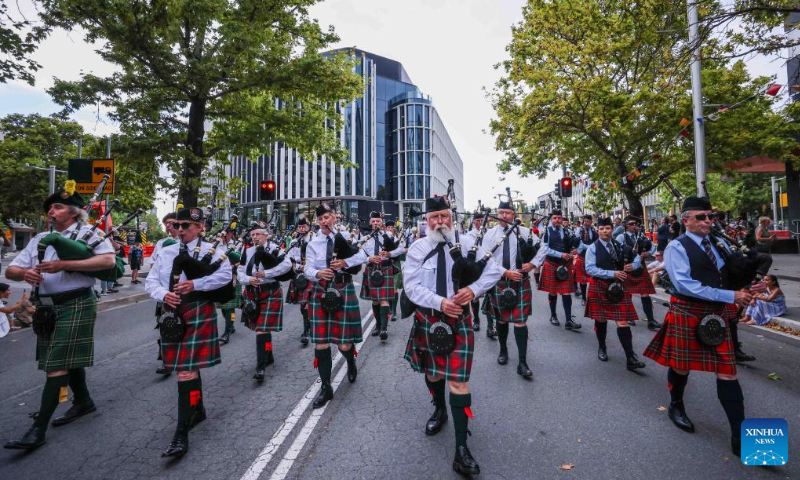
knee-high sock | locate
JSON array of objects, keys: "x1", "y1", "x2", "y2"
[
  {"x1": 157, "y1": 339, "x2": 163, "y2": 361},
  {"x1": 595, "y1": 321, "x2": 607, "y2": 349},
  {"x1": 580, "y1": 283, "x2": 588, "y2": 299},
  {"x1": 562, "y1": 294, "x2": 572, "y2": 320},
  {"x1": 668, "y1": 368, "x2": 689, "y2": 403},
  {"x1": 425, "y1": 376, "x2": 446, "y2": 410},
  {"x1": 380, "y1": 305, "x2": 390, "y2": 329},
  {"x1": 390, "y1": 293, "x2": 398, "y2": 317},
  {"x1": 177, "y1": 377, "x2": 201, "y2": 432},
  {"x1": 717, "y1": 379, "x2": 745, "y2": 438},
  {"x1": 471, "y1": 300, "x2": 480, "y2": 324},
  {"x1": 449, "y1": 393, "x2": 472, "y2": 449},
  {"x1": 33, "y1": 374, "x2": 70, "y2": 429},
  {"x1": 497, "y1": 321, "x2": 510, "y2": 350},
  {"x1": 371, "y1": 303, "x2": 379, "y2": 323},
  {"x1": 514, "y1": 325, "x2": 529, "y2": 363},
  {"x1": 340, "y1": 345, "x2": 356, "y2": 368},
  {"x1": 222, "y1": 309, "x2": 235, "y2": 332},
  {"x1": 548, "y1": 294, "x2": 557, "y2": 316},
  {"x1": 315, "y1": 347, "x2": 332, "y2": 385},
  {"x1": 67, "y1": 368, "x2": 92, "y2": 405},
  {"x1": 256, "y1": 333, "x2": 267, "y2": 365},
  {"x1": 641, "y1": 296, "x2": 655, "y2": 322},
  {"x1": 616, "y1": 326, "x2": 634, "y2": 357},
  {"x1": 301, "y1": 306, "x2": 310, "y2": 334},
  {"x1": 264, "y1": 332, "x2": 274, "y2": 361}
]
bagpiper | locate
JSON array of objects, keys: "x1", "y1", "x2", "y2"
[
  {"x1": 464, "y1": 210, "x2": 497, "y2": 338},
  {"x1": 403, "y1": 195, "x2": 504, "y2": 475},
  {"x1": 217, "y1": 250, "x2": 242, "y2": 345},
  {"x1": 643, "y1": 196, "x2": 754, "y2": 456},
  {"x1": 539, "y1": 209, "x2": 581, "y2": 330},
  {"x1": 145, "y1": 207, "x2": 232, "y2": 458},
  {"x1": 574, "y1": 214, "x2": 598, "y2": 305},
  {"x1": 615, "y1": 217, "x2": 661, "y2": 330},
  {"x1": 583, "y1": 217, "x2": 646, "y2": 370},
  {"x1": 238, "y1": 228, "x2": 292, "y2": 381},
  {"x1": 4, "y1": 182, "x2": 116, "y2": 451},
  {"x1": 359, "y1": 211, "x2": 404, "y2": 340},
  {"x1": 151, "y1": 211, "x2": 179, "y2": 376},
  {"x1": 285, "y1": 218, "x2": 314, "y2": 345},
  {"x1": 304, "y1": 204, "x2": 368, "y2": 408}
]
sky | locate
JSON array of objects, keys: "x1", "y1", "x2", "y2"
[{"x1": 0, "y1": 0, "x2": 789, "y2": 220}]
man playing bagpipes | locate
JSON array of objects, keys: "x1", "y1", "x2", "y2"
[
  {"x1": 643, "y1": 196, "x2": 757, "y2": 457},
  {"x1": 483, "y1": 199, "x2": 539, "y2": 379},
  {"x1": 539, "y1": 209, "x2": 582, "y2": 331},
  {"x1": 574, "y1": 214, "x2": 598, "y2": 306},
  {"x1": 217, "y1": 251, "x2": 242, "y2": 345},
  {"x1": 238, "y1": 228, "x2": 292, "y2": 382},
  {"x1": 616, "y1": 216, "x2": 661, "y2": 330},
  {"x1": 151, "y1": 212, "x2": 179, "y2": 375},
  {"x1": 384, "y1": 221, "x2": 403, "y2": 324},
  {"x1": 403, "y1": 196, "x2": 504, "y2": 475},
  {"x1": 4, "y1": 182, "x2": 116, "y2": 451},
  {"x1": 359, "y1": 211, "x2": 404, "y2": 341},
  {"x1": 286, "y1": 217, "x2": 315, "y2": 345},
  {"x1": 145, "y1": 207, "x2": 232, "y2": 458},
  {"x1": 583, "y1": 217, "x2": 646, "y2": 371},
  {"x1": 304, "y1": 203, "x2": 368, "y2": 409},
  {"x1": 465, "y1": 209, "x2": 497, "y2": 338}
]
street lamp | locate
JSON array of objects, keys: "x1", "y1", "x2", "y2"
[{"x1": 24, "y1": 163, "x2": 67, "y2": 195}]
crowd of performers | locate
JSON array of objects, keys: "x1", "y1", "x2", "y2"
[{"x1": 4, "y1": 180, "x2": 772, "y2": 476}]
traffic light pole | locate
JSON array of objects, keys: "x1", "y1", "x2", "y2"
[{"x1": 687, "y1": 0, "x2": 707, "y2": 196}]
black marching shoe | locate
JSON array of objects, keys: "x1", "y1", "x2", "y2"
[
  {"x1": 731, "y1": 436, "x2": 742, "y2": 457},
  {"x1": 486, "y1": 325, "x2": 497, "y2": 339},
  {"x1": 312, "y1": 383, "x2": 333, "y2": 409},
  {"x1": 497, "y1": 349, "x2": 509, "y2": 365},
  {"x1": 51, "y1": 401, "x2": 96, "y2": 427},
  {"x1": 647, "y1": 318, "x2": 662, "y2": 330},
  {"x1": 379, "y1": 328, "x2": 388, "y2": 341},
  {"x1": 253, "y1": 362, "x2": 266, "y2": 381},
  {"x1": 517, "y1": 362, "x2": 533, "y2": 379},
  {"x1": 629, "y1": 318, "x2": 637, "y2": 326},
  {"x1": 346, "y1": 357, "x2": 358, "y2": 383},
  {"x1": 156, "y1": 366, "x2": 171, "y2": 376},
  {"x1": 565, "y1": 318, "x2": 582, "y2": 330},
  {"x1": 597, "y1": 347, "x2": 608, "y2": 362},
  {"x1": 3, "y1": 425, "x2": 46, "y2": 451},
  {"x1": 425, "y1": 406, "x2": 448, "y2": 436},
  {"x1": 219, "y1": 332, "x2": 231, "y2": 345},
  {"x1": 735, "y1": 347, "x2": 756, "y2": 363},
  {"x1": 188, "y1": 406, "x2": 206, "y2": 430},
  {"x1": 472, "y1": 321, "x2": 480, "y2": 332},
  {"x1": 391, "y1": 314, "x2": 397, "y2": 322},
  {"x1": 371, "y1": 327, "x2": 380, "y2": 336},
  {"x1": 300, "y1": 331, "x2": 309, "y2": 345},
  {"x1": 626, "y1": 353, "x2": 646, "y2": 371},
  {"x1": 549, "y1": 315, "x2": 560, "y2": 326},
  {"x1": 668, "y1": 401, "x2": 695, "y2": 433},
  {"x1": 162, "y1": 429, "x2": 188, "y2": 458},
  {"x1": 453, "y1": 445, "x2": 480, "y2": 475}
]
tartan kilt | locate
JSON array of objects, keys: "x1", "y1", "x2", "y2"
[
  {"x1": 394, "y1": 269, "x2": 404, "y2": 290},
  {"x1": 161, "y1": 301, "x2": 221, "y2": 372},
  {"x1": 243, "y1": 285, "x2": 284, "y2": 332},
  {"x1": 308, "y1": 280, "x2": 363, "y2": 344},
  {"x1": 538, "y1": 258, "x2": 576, "y2": 294},
  {"x1": 723, "y1": 303, "x2": 740, "y2": 322},
  {"x1": 404, "y1": 310, "x2": 473, "y2": 382},
  {"x1": 574, "y1": 255, "x2": 591, "y2": 284},
  {"x1": 643, "y1": 297, "x2": 736, "y2": 375},
  {"x1": 583, "y1": 277, "x2": 637, "y2": 323},
  {"x1": 359, "y1": 263, "x2": 396, "y2": 302},
  {"x1": 623, "y1": 271, "x2": 656, "y2": 295},
  {"x1": 216, "y1": 282, "x2": 242, "y2": 310},
  {"x1": 488, "y1": 276, "x2": 533, "y2": 323},
  {"x1": 36, "y1": 293, "x2": 97, "y2": 372},
  {"x1": 286, "y1": 277, "x2": 312, "y2": 305}
]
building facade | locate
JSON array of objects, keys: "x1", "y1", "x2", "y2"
[{"x1": 225, "y1": 49, "x2": 464, "y2": 228}]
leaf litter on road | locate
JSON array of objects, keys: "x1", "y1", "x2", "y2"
[
  {"x1": 559, "y1": 463, "x2": 575, "y2": 471},
  {"x1": 767, "y1": 372, "x2": 781, "y2": 381}
]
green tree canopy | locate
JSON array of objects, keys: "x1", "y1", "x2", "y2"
[
  {"x1": 40, "y1": 0, "x2": 362, "y2": 207},
  {"x1": 0, "y1": 1, "x2": 45, "y2": 84}
]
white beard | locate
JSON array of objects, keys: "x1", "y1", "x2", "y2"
[{"x1": 427, "y1": 225, "x2": 455, "y2": 244}]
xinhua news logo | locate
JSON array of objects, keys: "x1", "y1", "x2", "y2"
[{"x1": 741, "y1": 418, "x2": 788, "y2": 466}]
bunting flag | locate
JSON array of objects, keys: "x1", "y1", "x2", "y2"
[
  {"x1": 766, "y1": 84, "x2": 781, "y2": 96},
  {"x1": 679, "y1": 118, "x2": 691, "y2": 127}
]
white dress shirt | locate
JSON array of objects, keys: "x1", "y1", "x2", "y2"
[
  {"x1": 10, "y1": 222, "x2": 115, "y2": 294},
  {"x1": 145, "y1": 239, "x2": 232, "y2": 302},
  {"x1": 304, "y1": 230, "x2": 368, "y2": 283},
  {"x1": 481, "y1": 224, "x2": 538, "y2": 272},
  {"x1": 236, "y1": 245, "x2": 292, "y2": 285},
  {"x1": 360, "y1": 230, "x2": 405, "y2": 258}
]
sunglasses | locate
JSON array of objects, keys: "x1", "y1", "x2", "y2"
[
  {"x1": 691, "y1": 214, "x2": 711, "y2": 221},
  {"x1": 176, "y1": 222, "x2": 198, "y2": 230}
]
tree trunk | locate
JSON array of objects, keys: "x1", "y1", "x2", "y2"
[
  {"x1": 179, "y1": 98, "x2": 207, "y2": 207},
  {"x1": 622, "y1": 183, "x2": 644, "y2": 220}
]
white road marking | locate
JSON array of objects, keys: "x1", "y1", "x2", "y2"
[{"x1": 239, "y1": 311, "x2": 375, "y2": 480}]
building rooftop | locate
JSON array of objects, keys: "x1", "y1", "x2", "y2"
[{"x1": 324, "y1": 48, "x2": 414, "y2": 84}]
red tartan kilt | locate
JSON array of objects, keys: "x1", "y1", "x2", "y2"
[
  {"x1": 243, "y1": 286, "x2": 284, "y2": 332},
  {"x1": 161, "y1": 301, "x2": 221, "y2": 371},
  {"x1": 723, "y1": 303, "x2": 740, "y2": 321},
  {"x1": 404, "y1": 310, "x2": 473, "y2": 383},
  {"x1": 583, "y1": 277, "x2": 637, "y2": 323},
  {"x1": 643, "y1": 297, "x2": 736, "y2": 375},
  {"x1": 538, "y1": 258, "x2": 576, "y2": 294},
  {"x1": 487, "y1": 276, "x2": 533, "y2": 323},
  {"x1": 359, "y1": 263, "x2": 396, "y2": 302},
  {"x1": 623, "y1": 270, "x2": 656, "y2": 295},
  {"x1": 286, "y1": 278, "x2": 312, "y2": 305},
  {"x1": 574, "y1": 255, "x2": 591, "y2": 284}
]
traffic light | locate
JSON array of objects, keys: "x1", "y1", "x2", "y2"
[
  {"x1": 559, "y1": 177, "x2": 573, "y2": 197},
  {"x1": 260, "y1": 180, "x2": 276, "y2": 201}
]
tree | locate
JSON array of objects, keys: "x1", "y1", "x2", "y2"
[
  {"x1": 0, "y1": 1, "x2": 45, "y2": 84},
  {"x1": 40, "y1": 0, "x2": 362, "y2": 207},
  {"x1": 490, "y1": 0, "x2": 800, "y2": 218}
]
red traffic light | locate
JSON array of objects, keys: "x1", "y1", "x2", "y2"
[
  {"x1": 259, "y1": 180, "x2": 276, "y2": 200},
  {"x1": 260, "y1": 181, "x2": 269, "y2": 189},
  {"x1": 561, "y1": 178, "x2": 572, "y2": 187}
]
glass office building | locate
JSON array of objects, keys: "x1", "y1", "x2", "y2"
[{"x1": 226, "y1": 49, "x2": 464, "y2": 226}]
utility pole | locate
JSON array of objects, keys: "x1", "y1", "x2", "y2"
[{"x1": 687, "y1": 1, "x2": 707, "y2": 196}]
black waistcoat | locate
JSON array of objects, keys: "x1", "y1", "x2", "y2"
[
  {"x1": 547, "y1": 226, "x2": 566, "y2": 253},
  {"x1": 676, "y1": 235, "x2": 728, "y2": 290},
  {"x1": 593, "y1": 241, "x2": 619, "y2": 272}
]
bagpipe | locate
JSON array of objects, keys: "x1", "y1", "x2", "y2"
[
  {"x1": 364, "y1": 226, "x2": 401, "y2": 288},
  {"x1": 321, "y1": 232, "x2": 363, "y2": 313},
  {"x1": 606, "y1": 240, "x2": 627, "y2": 303},
  {"x1": 157, "y1": 243, "x2": 189, "y2": 342},
  {"x1": 174, "y1": 237, "x2": 234, "y2": 303},
  {"x1": 542, "y1": 224, "x2": 581, "y2": 281}
]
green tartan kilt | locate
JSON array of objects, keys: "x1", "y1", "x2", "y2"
[
  {"x1": 393, "y1": 268, "x2": 403, "y2": 290},
  {"x1": 359, "y1": 263, "x2": 396, "y2": 302},
  {"x1": 404, "y1": 310, "x2": 474, "y2": 382},
  {"x1": 217, "y1": 282, "x2": 242, "y2": 310},
  {"x1": 37, "y1": 293, "x2": 97, "y2": 372},
  {"x1": 308, "y1": 280, "x2": 363, "y2": 345}
]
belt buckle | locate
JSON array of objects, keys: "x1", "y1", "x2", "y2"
[{"x1": 40, "y1": 296, "x2": 54, "y2": 307}]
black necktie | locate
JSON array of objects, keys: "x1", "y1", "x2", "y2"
[
  {"x1": 435, "y1": 242, "x2": 447, "y2": 297},
  {"x1": 502, "y1": 235, "x2": 511, "y2": 269},
  {"x1": 607, "y1": 242, "x2": 618, "y2": 261},
  {"x1": 701, "y1": 238, "x2": 718, "y2": 268},
  {"x1": 374, "y1": 235, "x2": 380, "y2": 256},
  {"x1": 326, "y1": 235, "x2": 333, "y2": 265}
]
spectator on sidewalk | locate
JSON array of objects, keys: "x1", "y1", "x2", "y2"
[
  {"x1": 755, "y1": 217, "x2": 777, "y2": 254},
  {"x1": 669, "y1": 214, "x2": 681, "y2": 240},
  {"x1": 13, "y1": 294, "x2": 35, "y2": 329},
  {"x1": 0, "y1": 283, "x2": 29, "y2": 334},
  {"x1": 656, "y1": 216, "x2": 671, "y2": 252},
  {"x1": 129, "y1": 237, "x2": 143, "y2": 284},
  {"x1": 742, "y1": 275, "x2": 786, "y2": 326},
  {"x1": 648, "y1": 251, "x2": 666, "y2": 287},
  {"x1": 612, "y1": 216, "x2": 624, "y2": 237}
]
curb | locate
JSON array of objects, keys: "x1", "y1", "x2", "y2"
[{"x1": 97, "y1": 292, "x2": 151, "y2": 313}]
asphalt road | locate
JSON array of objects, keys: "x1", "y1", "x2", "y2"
[{"x1": 1, "y1": 288, "x2": 798, "y2": 479}]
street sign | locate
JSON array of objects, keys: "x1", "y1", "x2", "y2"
[
  {"x1": 781, "y1": 193, "x2": 788, "y2": 208},
  {"x1": 68, "y1": 158, "x2": 115, "y2": 194}
]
